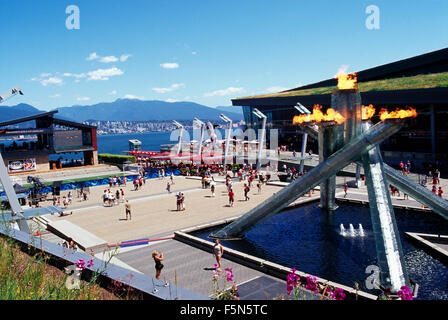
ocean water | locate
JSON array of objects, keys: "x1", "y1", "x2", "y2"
[
  {"x1": 97, "y1": 129, "x2": 226, "y2": 155},
  {"x1": 97, "y1": 131, "x2": 177, "y2": 155}
]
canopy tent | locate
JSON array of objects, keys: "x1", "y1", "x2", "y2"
[{"x1": 13, "y1": 183, "x2": 29, "y2": 194}]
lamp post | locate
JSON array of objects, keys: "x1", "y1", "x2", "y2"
[
  {"x1": 0, "y1": 86, "x2": 30, "y2": 233},
  {"x1": 194, "y1": 118, "x2": 205, "y2": 164},
  {"x1": 172, "y1": 120, "x2": 184, "y2": 155},
  {"x1": 294, "y1": 103, "x2": 311, "y2": 174},
  {"x1": 219, "y1": 114, "x2": 232, "y2": 170},
  {"x1": 253, "y1": 108, "x2": 267, "y2": 172}
]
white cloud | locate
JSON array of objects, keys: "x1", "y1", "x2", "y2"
[
  {"x1": 40, "y1": 72, "x2": 52, "y2": 78},
  {"x1": 204, "y1": 87, "x2": 245, "y2": 97},
  {"x1": 123, "y1": 94, "x2": 144, "y2": 100},
  {"x1": 160, "y1": 62, "x2": 179, "y2": 69},
  {"x1": 165, "y1": 99, "x2": 179, "y2": 103},
  {"x1": 41, "y1": 77, "x2": 63, "y2": 86},
  {"x1": 87, "y1": 67, "x2": 124, "y2": 81},
  {"x1": 77, "y1": 96, "x2": 90, "y2": 101},
  {"x1": 86, "y1": 52, "x2": 99, "y2": 61},
  {"x1": 99, "y1": 55, "x2": 119, "y2": 63},
  {"x1": 109, "y1": 90, "x2": 117, "y2": 95},
  {"x1": 120, "y1": 54, "x2": 132, "y2": 62},
  {"x1": 87, "y1": 52, "x2": 131, "y2": 63},
  {"x1": 191, "y1": 51, "x2": 197, "y2": 55},
  {"x1": 49, "y1": 93, "x2": 61, "y2": 98},
  {"x1": 63, "y1": 72, "x2": 86, "y2": 79},
  {"x1": 152, "y1": 83, "x2": 185, "y2": 93},
  {"x1": 266, "y1": 86, "x2": 289, "y2": 93}
]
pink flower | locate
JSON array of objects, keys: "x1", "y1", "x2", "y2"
[
  {"x1": 331, "y1": 287, "x2": 346, "y2": 300},
  {"x1": 397, "y1": 286, "x2": 413, "y2": 300},
  {"x1": 86, "y1": 259, "x2": 94, "y2": 268},
  {"x1": 286, "y1": 269, "x2": 301, "y2": 295},
  {"x1": 305, "y1": 276, "x2": 319, "y2": 294},
  {"x1": 224, "y1": 267, "x2": 234, "y2": 282},
  {"x1": 75, "y1": 259, "x2": 86, "y2": 270}
]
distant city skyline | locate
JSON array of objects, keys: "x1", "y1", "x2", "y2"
[{"x1": 1, "y1": 0, "x2": 447, "y2": 110}]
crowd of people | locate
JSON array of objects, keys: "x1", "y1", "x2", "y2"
[{"x1": 102, "y1": 188, "x2": 125, "y2": 207}]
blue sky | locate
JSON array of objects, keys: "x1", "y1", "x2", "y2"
[{"x1": 1, "y1": 0, "x2": 447, "y2": 111}]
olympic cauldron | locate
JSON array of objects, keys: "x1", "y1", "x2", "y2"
[{"x1": 211, "y1": 72, "x2": 448, "y2": 293}]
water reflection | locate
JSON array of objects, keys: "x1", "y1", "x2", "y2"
[{"x1": 193, "y1": 202, "x2": 448, "y2": 300}]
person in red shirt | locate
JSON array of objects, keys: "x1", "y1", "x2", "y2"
[
  {"x1": 438, "y1": 187, "x2": 443, "y2": 198},
  {"x1": 248, "y1": 175, "x2": 254, "y2": 188},
  {"x1": 244, "y1": 184, "x2": 250, "y2": 201},
  {"x1": 344, "y1": 184, "x2": 348, "y2": 198},
  {"x1": 432, "y1": 185, "x2": 437, "y2": 194},
  {"x1": 228, "y1": 189, "x2": 234, "y2": 207}
]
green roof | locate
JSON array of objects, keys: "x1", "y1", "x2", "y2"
[{"x1": 235, "y1": 72, "x2": 448, "y2": 100}]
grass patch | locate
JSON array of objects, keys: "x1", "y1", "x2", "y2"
[
  {"x1": 235, "y1": 72, "x2": 448, "y2": 100},
  {"x1": 0, "y1": 235, "x2": 120, "y2": 300}
]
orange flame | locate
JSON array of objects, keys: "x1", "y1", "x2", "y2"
[
  {"x1": 362, "y1": 104, "x2": 376, "y2": 120},
  {"x1": 293, "y1": 104, "x2": 345, "y2": 125},
  {"x1": 335, "y1": 66, "x2": 358, "y2": 90},
  {"x1": 379, "y1": 107, "x2": 418, "y2": 121}
]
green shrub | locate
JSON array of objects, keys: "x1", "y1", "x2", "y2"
[{"x1": 98, "y1": 154, "x2": 136, "y2": 165}]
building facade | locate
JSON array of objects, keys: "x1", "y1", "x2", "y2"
[
  {"x1": 0, "y1": 111, "x2": 98, "y2": 174},
  {"x1": 233, "y1": 48, "x2": 448, "y2": 171}
]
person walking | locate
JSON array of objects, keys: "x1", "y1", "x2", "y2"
[
  {"x1": 115, "y1": 189, "x2": 120, "y2": 204},
  {"x1": 257, "y1": 181, "x2": 262, "y2": 194},
  {"x1": 120, "y1": 188, "x2": 125, "y2": 203},
  {"x1": 228, "y1": 188, "x2": 234, "y2": 207},
  {"x1": 248, "y1": 174, "x2": 254, "y2": 188},
  {"x1": 244, "y1": 183, "x2": 250, "y2": 201},
  {"x1": 210, "y1": 181, "x2": 216, "y2": 197},
  {"x1": 67, "y1": 191, "x2": 73, "y2": 205},
  {"x1": 432, "y1": 185, "x2": 437, "y2": 194},
  {"x1": 166, "y1": 181, "x2": 171, "y2": 193},
  {"x1": 213, "y1": 239, "x2": 224, "y2": 271},
  {"x1": 152, "y1": 251, "x2": 164, "y2": 280},
  {"x1": 438, "y1": 187, "x2": 444, "y2": 198},
  {"x1": 102, "y1": 190, "x2": 108, "y2": 206},
  {"x1": 125, "y1": 199, "x2": 132, "y2": 220},
  {"x1": 176, "y1": 192, "x2": 182, "y2": 211},
  {"x1": 344, "y1": 183, "x2": 348, "y2": 198},
  {"x1": 181, "y1": 193, "x2": 185, "y2": 211}
]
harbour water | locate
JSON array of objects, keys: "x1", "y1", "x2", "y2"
[{"x1": 97, "y1": 129, "x2": 226, "y2": 155}]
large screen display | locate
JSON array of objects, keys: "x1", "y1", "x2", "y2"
[{"x1": 54, "y1": 130, "x2": 83, "y2": 148}]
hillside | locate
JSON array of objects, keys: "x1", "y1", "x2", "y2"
[
  {"x1": 0, "y1": 99, "x2": 243, "y2": 123},
  {"x1": 0, "y1": 103, "x2": 42, "y2": 122},
  {"x1": 56, "y1": 99, "x2": 243, "y2": 122}
]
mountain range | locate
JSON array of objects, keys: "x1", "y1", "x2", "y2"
[{"x1": 0, "y1": 99, "x2": 243, "y2": 123}]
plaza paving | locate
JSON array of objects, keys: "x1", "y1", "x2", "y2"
[
  {"x1": 35, "y1": 174, "x2": 322, "y2": 299},
  {"x1": 31, "y1": 162, "x2": 448, "y2": 299},
  {"x1": 43, "y1": 176, "x2": 293, "y2": 244}
]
